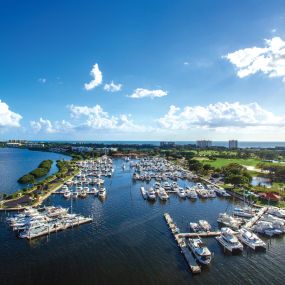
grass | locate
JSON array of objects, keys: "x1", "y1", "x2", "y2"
[{"x1": 198, "y1": 158, "x2": 261, "y2": 168}]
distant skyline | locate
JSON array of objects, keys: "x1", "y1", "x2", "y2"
[{"x1": 1, "y1": 0, "x2": 285, "y2": 141}]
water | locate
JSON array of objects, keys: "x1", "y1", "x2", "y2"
[
  {"x1": 0, "y1": 159, "x2": 284, "y2": 285},
  {"x1": 0, "y1": 148, "x2": 71, "y2": 195},
  {"x1": 251, "y1": 177, "x2": 272, "y2": 187}
]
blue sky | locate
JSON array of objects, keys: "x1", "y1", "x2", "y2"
[{"x1": 1, "y1": 0, "x2": 285, "y2": 141}]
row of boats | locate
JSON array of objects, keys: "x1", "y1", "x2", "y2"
[
  {"x1": 60, "y1": 185, "x2": 107, "y2": 199},
  {"x1": 141, "y1": 182, "x2": 230, "y2": 201},
  {"x1": 6, "y1": 206, "x2": 92, "y2": 239}
]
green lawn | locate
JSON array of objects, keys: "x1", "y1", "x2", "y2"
[{"x1": 198, "y1": 158, "x2": 261, "y2": 168}]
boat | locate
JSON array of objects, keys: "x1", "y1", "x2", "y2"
[
  {"x1": 190, "y1": 222, "x2": 202, "y2": 232},
  {"x1": 147, "y1": 188, "x2": 156, "y2": 200},
  {"x1": 188, "y1": 238, "x2": 212, "y2": 265},
  {"x1": 238, "y1": 228, "x2": 266, "y2": 250},
  {"x1": 267, "y1": 207, "x2": 285, "y2": 219},
  {"x1": 63, "y1": 190, "x2": 71, "y2": 198},
  {"x1": 98, "y1": 188, "x2": 106, "y2": 198},
  {"x1": 217, "y1": 213, "x2": 242, "y2": 230},
  {"x1": 198, "y1": 220, "x2": 211, "y2": 232},
  {"x1": 158, "y1": 187, "x2": 169, "y2": 200},
  {"x1": 140, "y1": 187, "x2": 148, "y2": 199},
  {"x1": 253, "y1": 221, "x2": 283, "y2": 237},
  {"x1": 216, "y1": 227, "x2": 243, "y2": 252},
  {"x1": 233, "y1": 207, "x2": 254, "y2": 218},
  {"x1": 186, "y1": 188, "x2": 198, "y2": 199},
  {"x1": 177, "y1": 187, "x2": 186, "y2": 198}
]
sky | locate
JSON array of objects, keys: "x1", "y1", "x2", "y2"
[{"x1": 1, "y1": 0, "x2": 285, "y2": 141}]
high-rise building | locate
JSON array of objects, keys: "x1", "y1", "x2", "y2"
[
  {"x1": 160, "y1": 141, "x2": 176, "y2": 148},
  {"x1": 196, "y1": 140, "x2": 212, "y2": 148},
  {"x1": 229, "y1": 140, "x2": 238, "y2": 149}
]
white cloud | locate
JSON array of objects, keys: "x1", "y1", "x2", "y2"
[
  {"x1": 84, "y1": 63, "x2": 103, "y2": 90},
  {"x1": 184, "y1": 61, "x2": 189, "y2": 65},
  {"x1": 0, "y1": 100, "x2": 22, "y2": 128},
  {"x1": 30, "y1": 118, "x2": 73, "y2": 133},
  {"x1": 38, "y1": 78, "x2": 47, "y2": 83},
  {"x1": 103, "y1": 81, "x2": 122, "y2": 92},
  {"x1": 158, "y1": 102, "x2": 284, "y2": 130},
  {"x1": 68, "y1": 104, "x2": 147, "y2": 132},
  {"x1": 128, "y1": 88, "x2": 168, "y2": 99},
  {"x1": 224, "y1": 37, "x2": 285, "y2": 81}
]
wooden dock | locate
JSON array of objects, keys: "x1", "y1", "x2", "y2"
[
  {"x1": 164, "y1": 213, "x2": 201, "y2": 274},
  {"x1": 178, "y1": 231, "x2": 221, "y2": 238},
  {"x1": 244, "y1": 207, "x2": 268, "y2": 229}
]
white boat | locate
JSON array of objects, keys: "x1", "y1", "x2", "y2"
[
  {"x1": 216, "y1": 227, "x2": 243, "y2": 252},
  {"x1": 198, "y1": 220, "x2": 211, "y2": 232},
  {"x1": 63, "y1": 190, "x2": 71, "y2": 198},
  {"x1": 163, "y1": 182, "x2": 171, "y2": 191},
  {"x1": 147, "y1": 188, "x2": 156, "y2": 200},
  {"x1": 186, "y1": 188, "x2": 198, "y2": 199},
  {"x1": 238, "y1": 228, "x2": 266, "y2": 250},
  {"x1": 253, "y1": 221, "x2": 283, "y2": 237},
  {"x1": 140, "y1": 187, "x2": 148, "y2": 199},
  {"x1": 158, "y1": 187, "x2": 169, "y2": 200},
  {"x1": 217, "y1": 213, "x2": 242, "y2": 230},
  {"x1": 207, "y1": 190, "x2": 216, "y2": 198},
  {"x1": 267, "y1": 207, "x2": 285, "y2": 218},
  {"x1": 233, "y1": 207, "x2": 254, "y2": 218},
  {"x1": 72, "y1": 191, "x2": 78, "y2": 198},
  {"x1": 98, "y1": 188, "x2": 106, "y2": 198},
  {"x1": 177, "y1": 187, "x2": 186, "y2": 198},
  {"x1": 188, "y1": 238, "x2": 212, "y2": 265},
  {"x1": 190, "y1": 222, "x2": 202, "y2": 232}
]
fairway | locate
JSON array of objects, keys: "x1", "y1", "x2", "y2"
[{"x1": 198, "y1": 158, "x2": 260, "y2": 168}]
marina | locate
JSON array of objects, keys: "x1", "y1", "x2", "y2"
[{"x1": 0, "y1": 157, "x2": 285, "y2": 285}]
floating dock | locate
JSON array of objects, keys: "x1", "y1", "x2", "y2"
[
  {"x1": 179, "y1": 231, "x2": 221, "y2": 238},
  {"x1": 244, "y1": 207, "x2": 268, "y2": 229},
  {"x1": 164, "y1": 213, "x2": 201, "y2": 274}
]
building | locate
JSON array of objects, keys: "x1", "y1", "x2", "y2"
[
  {"x1": 71, "y1": 146, "x2": 93, "y2": 153},
  {"x1": 196, "y1": 140, "x2": 212, "y2": 148},
  {"x1": 229, "y1": 140, "x2": 238, "y2": 149},
  {"x1": 160, "y1": 141, "x2": 176, "y2": 148}
]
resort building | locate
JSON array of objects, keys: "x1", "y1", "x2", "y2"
[
  {"x1": 160, "y1": 141, "x2": 176, "y2": 148},
  {"x1": 229, "y1": 140, "x2": 238, "y2": 149},
  {"x1": 196, "y1": 140, "x2": 212, "y2": 148}
]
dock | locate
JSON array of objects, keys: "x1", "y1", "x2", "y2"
[
  {"x1": 244, "y1": 207, "x2": 268, "y2": 229},
  {"x1": 164, "y1": 213, "x2": 201, "y2": 274},
  {"x1": 140, "y1": 187, "x2": 147, "y2": 199},
  {"x1": 26, "y1": 217, "x2": 93, "y2": 240},
  {"x1": 178, "y1": 231, "x2": 221, "y2": 238}
]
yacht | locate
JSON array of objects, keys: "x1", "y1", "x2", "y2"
[
  {"x1": 186, "y1": 188, "x2": 198, "y2": 199},
  {"x1": 207, "y1": 190, "x2": 216, "y2": 198},
  {"x1": 267, "y1": 207, "x2": 285, "y2": 218},
  {"x1": 188, "y1": 238, "x2": 212, "y2": 265},
  {"x1": 177, "y1": 187, "x2": 186, "y2": 198},
  {"x1": 147, "y1": 188, "x2": 156, "y2": 200},
  {"x1": 233, "y1": 207, "x2": 254, "y2": 218},
  {"x1": 158, "y1": 187, "x2": 169, "y2": 200},
  {"x1": 238, "y1": 228, "x2": 266, "y2": 250},
  {"x1": 163, "y1": 182, "x2": 171, "y2": 191},
  {"x1": 190, "y1": 222, "x2": 202, "y2": 233},
  {"x1": 217, "y1": 213, "x2": 242, "y2": 230},
  {"x1": 72, "y1": 191, "x2": 78, "y2": 198},
  {"x1": 63, "y1": 190, "x2": 71, "y2": 198},
  {"x1": 98, "y1": 188, "x2": 106, "y2": 198},
  {"x1": 199, "y1": 220, "x2": 211, "y2": 232},
  {"x1": 216, "y1": 227, "x2": 243, "y2": 252},
  {"x1": 253, "y1": 221, "x2": 283, "y2": 236}
]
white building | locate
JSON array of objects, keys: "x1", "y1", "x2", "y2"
[
  {"x1": 229, "y1": 140, "x2": 238, "y2": 149},
  {"x1": 196, "y1": 140, "x2": 212, "y2": 148}
]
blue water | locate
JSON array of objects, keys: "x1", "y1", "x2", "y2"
[
  {"x1": 39, "y1": 141, "x2": 285, "y2": 148},
  {"x1": 0, "y1": 159, "x2": 284, "y2": 285},
  {"x1": 0, "y1": 148, "x2": 70, "y2": 195}
]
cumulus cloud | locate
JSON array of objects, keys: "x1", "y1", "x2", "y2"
[
  {"x1": 103, "y1": 81, "x2": 122, "y2": 92},
  {"x1": 158, "y1": 102, "x2": 284, "y2": 130},
  {"x1": 224, "y1": 37, "x2": 285, "y2": 81},
  {"x1": 128, "y1": 88, "x2": 168, "y2": 99},
  {"x1": 30, "y1": 118, "x2": 73, "y2": 133},
  {"x1": 68, "y1": 104, "x2": 147, "y2": 132},
  {"x1": 0, "y1": 100, "x2": 22, "y2": 128},
  {"x1": 84, "y1": 63, "x2": 103, "y2": 90}
]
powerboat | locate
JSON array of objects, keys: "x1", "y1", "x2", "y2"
[
  {"x1": 217, "y1": 213, "x2": 242, "y2": 230},
  {"x1": 267, "y1": 207, "x2": 285, "y2": 219},
  {"x1": 233, "y1": 207, "x2": 254, "y2": 218},
  {"x1": 186, "y1": 188, "x2": 198, "y2": 199},
  {"x1": 147, "y1": 188, "x2": 156, "y2": 200},
  {"x1": 216, "y1": 227, "x2": 243, "y2": 252},
  {"x1": 238, "y1": 228, "x2": 266, "y2": 250},
  {"x1": 188, "y1": 238, "x2": 212, "y2": 265},
  {"x1": 177, "y1": 187, "x2": 186, "y2": 198},
  {"x1": 190, "y1": 222, "x2": 202, "y2": 232},
  {"x1": 158, "y1": 188, "x2": 169, "y2": 200},
  {"x1": 98, "y1": 188, "x2": 106, "y2": 198},
  {"x1": 199, "y1": 220, "x2": 211, "y2": 232}
]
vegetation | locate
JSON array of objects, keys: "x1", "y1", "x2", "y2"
[
  {"x1": 17, "y1": 159, "x2": 53, "y2": 184},
  {"x1": 221, "y1": 163, "x2": 252, "y2": 187}
]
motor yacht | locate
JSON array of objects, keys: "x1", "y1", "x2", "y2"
[
  {"x1": 216, "y1": 227, "x2": 243, "y2": 252},
  {"x1": 199, "y1": 220, "x2": 211, "y2": 232},
  {"x1": 238, "y1": 228, "x2": 266, "y2": 250},
  {"x1": 147, "y1": 188, "x2": 156, "y2": 200},
  {"x1": 188, "y1": 238, "x2": 212, "y2": 265},
  {"x1": 217, "y1": 213, "x2": 242, "y2": 230}
]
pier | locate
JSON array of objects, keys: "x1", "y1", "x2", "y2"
[
  {"x1": 164, "y1": 213, "x2": 201, "y2": 274},
  {"x1": 178, "y1": 231, "x2": 221, "y2": 238},
  {"x1": 244, "y1": 207, "x2": 268, "y2": 229}
]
